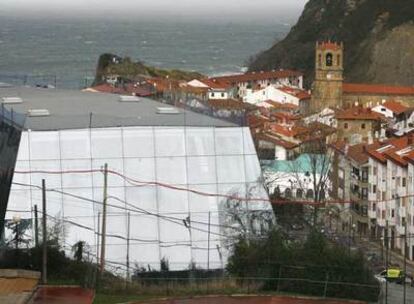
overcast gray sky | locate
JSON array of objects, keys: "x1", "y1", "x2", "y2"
[{"x1": 1, "y1": 0, "x2": 309, "y2": 20}]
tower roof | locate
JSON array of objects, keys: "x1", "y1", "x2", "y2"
[{"x1": 317, "y1": 41, "x2": 343, "y2": 51}]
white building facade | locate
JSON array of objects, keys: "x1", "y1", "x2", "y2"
[{"x1": 3, "y1": 86, "x2": 273, "y2": 272}]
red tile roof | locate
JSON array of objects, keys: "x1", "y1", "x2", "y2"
[
  {"x1": 207, "y1": 99, "x2": 255, "y2": 110},
  {"x1": 331, "y1": 141, "x2": 370, "y2": 164},
  {"x1": 212, "y1": 70, "x2": 303, "y2": 84},
  {"x1": 268, "y1": 124, "x2": 309, "y2": 138},
  {"x1": 201, "y1": 78, "x2": 232, "y2": 90},
  {"x1": 381, "y1": 100, "x2": 410, "y2": 115},
  {"x1": 343, "y1": 83, "x2": 414, "y2": 96},
  {"x1": 278, "y1": 86, "x2": 311, "y2": 100},
  {"x1": 336, "y1": 106, "x2": 384, "y2": 121},
  {"x1": 271, "y1": 112, "x2": 302, "y2": 122},
  {"x1": 318, "y1": 41, "x2": 342, "y2": 51},
  {"x1": 147, "y1": 78, "x2": 180, "y2": 92},
  {"x1": 247, "y1": 114, "x2": 270, "y2": 129},
  {"x1": 263, "y1": 100, "x2": 298, "y2": 110},
  {"x1": 366, "y1": 136, "x2": 414, "y2": 166},
  {"x1": 256, "y1": 132, "x2": 298, "y2": 149}
]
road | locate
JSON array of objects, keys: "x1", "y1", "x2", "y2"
[{"x1": 379, "y1": 282, "x2": 414, "y2": 304}]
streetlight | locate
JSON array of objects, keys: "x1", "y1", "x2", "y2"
[
  {"x1": 348, "y1": 221, "x2": 356, "y2": 255},
  {"x1": 328, "y1": 210, "x2": 333, "y2": 231},
  {"x1": 352, "y1": 223, "x2": 356, "y2": 242}
]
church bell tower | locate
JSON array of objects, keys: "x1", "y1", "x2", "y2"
[{"x1": 310, "y1": 41, "x2": 344, "y2": 113}]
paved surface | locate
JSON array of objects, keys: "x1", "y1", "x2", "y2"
[
  {"x1": 31, "y1": 286, "x2": 94, "y2": 304},
  {"x1": 379, "y1": 282, "x2": 414, "y2": 304},
  {"x1": 132, "y1": 295, "x2": 367, "y2": 304}
]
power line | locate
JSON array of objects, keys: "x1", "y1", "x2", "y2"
[
  {"x1": 10, "y1": 181, "x2": 233, "y2": 238},
  {"x1": 13, "y1": 167, "x2": 414, "y2": 206}
]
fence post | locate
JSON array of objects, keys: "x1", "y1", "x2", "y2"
[
  {"x1": 323, "y1": 272, "x2": 329, "y2": 298},
  {"x1": 276, "y1": 265, "x2": 283, "y2": 292}
]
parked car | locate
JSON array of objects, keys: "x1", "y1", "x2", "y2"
[{"x1": 375, "y1": 268, "x2": 405, "y2": 284}]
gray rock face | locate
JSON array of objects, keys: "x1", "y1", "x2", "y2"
[{"x1": 249, "y1": 0, "x2": 414, "y2": 87}]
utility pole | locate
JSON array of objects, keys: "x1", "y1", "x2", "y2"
[
  {"x1": 97, "y1": 212, "x2": 100, "y2": 264},
  {"x1": 126, "y1": 212, "x2": 130, "y2": 283},
  {"x1": 100, "y1": 163, "x2": 108, "y2": 275},
  {"x1": 403, "y1": 222, "x2": 407, "y2": 304},
  {"x1": 207, "y1": 211, "x2": 211, "y2": 272},
  {"x1": 34, "y1": 205, "x2": 39, "y2": 247},
  {"x1": 42, "y1": 179, "x2": 47, "y2": 285},
  {"x1": 385, "y1": 220, "x2": 388, "y2": 304}
]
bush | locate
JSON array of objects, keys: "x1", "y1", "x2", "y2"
[{"x1": 226, "y1": 229, "x2": 379, "y2": 302}]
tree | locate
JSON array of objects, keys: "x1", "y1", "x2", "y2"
[
  {"x1": 219, "y1": 184, "x2": 275, "y2": 248},
  {"x1": 227, "y1": 228, "x2": 379, "y2": 302},
  {"x1": 72, "y1": 241, "x2": 88, "y2": 263},
  {"x1": 160, "y1": 257, "x2": 169, "y2": 272},
  {"x1": 287, "y1": 125, "x2": 333, "y2": 227},
  {"x1": 4, "y1": 218, "x2": 31, "y2": 249}
]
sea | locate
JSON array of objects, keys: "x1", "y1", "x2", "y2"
[{"x1": 0, "y1": 14, "x2": 291, "y2": 89}]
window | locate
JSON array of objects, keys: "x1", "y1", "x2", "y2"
[
  {"x1": 373, "y1": 167, "x2": 378, "y2": 176},
  {"x1": 373, "y1": 203, "x2": 376, "y2": 211},
  {"x1": 221, "y1": 93, "x2": 225, "y2": 98},
  {"x1": 211, "y1": 93, "x2": 215, "y2": 97},
  {"x1": 263, "y1": 91, "x2": 266, "y2": 96},
  {"x1": 344, "y1": 123, "x2": 348, "y2": 129},
  {"x1": 326, "y1": 53, "x2": 333, "y2": 66},
  {"x1": 391, "y1": 209, "x2": 395, "y2": 218},
  {"x1": 361, "y1": 123, "x2": 366, "y2": 129},
  {"x1": 373, "y1": 185, "x2": 377, "y2": 193},
  {"x1": 362, "y1": 188, "x2": 368, "y2": 199},
  {"x1": 403, "y1": 177, "x2": 406, "y2": 187},
  {"x1": 318, "y1": 54, "x2": 322, "y2": 66},
  {"x1": 337, "y1": 54, "x2": 341, "y2": 66}
]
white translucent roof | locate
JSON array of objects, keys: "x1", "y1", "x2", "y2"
[{"x1": 0, "y1": 86, "x2": 236, "y2": 130}]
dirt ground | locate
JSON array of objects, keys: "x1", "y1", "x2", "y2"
[{"x1": 131, "y1": 295, "x2": 366, "y2": 304}]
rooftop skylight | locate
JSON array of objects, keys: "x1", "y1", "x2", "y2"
[{"x1": 2, "y1": 97, "x2": 23, "y2": 104}]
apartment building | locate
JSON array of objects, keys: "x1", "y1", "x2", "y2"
[{"x1": 366, "y1": 135, "x2": 414, "y2": 260}]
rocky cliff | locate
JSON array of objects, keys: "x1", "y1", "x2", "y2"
[
  {"x1": 249, "y1": 0, "x2": 414, "y2": 87},
  {"x1": 94, "y1": 53, "x2": 204, "y2": 85}
]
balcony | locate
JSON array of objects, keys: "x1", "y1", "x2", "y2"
[
  {"x1": 368, "y1": 209, "x2": 376, "y2": 219},
  {"x1": 397, "y1": 224, "x2": 406, "y2": 236},
  {"x1": 399, "y1": 207, "x2": 406, "y2": 218}
]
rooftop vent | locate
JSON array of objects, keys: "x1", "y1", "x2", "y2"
[
  {"x1": 2, "y1": 97, "x2": 23, "y2": 104},
  {"x1": 119, "y1": 95, "x2": 140, "y2": 102},
  {"x1": 156, "y1": 107, "x2": 180, "y2": 115},
  {"x1": 27, "y1": 109, "x2": 50, "y2": 117}
]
